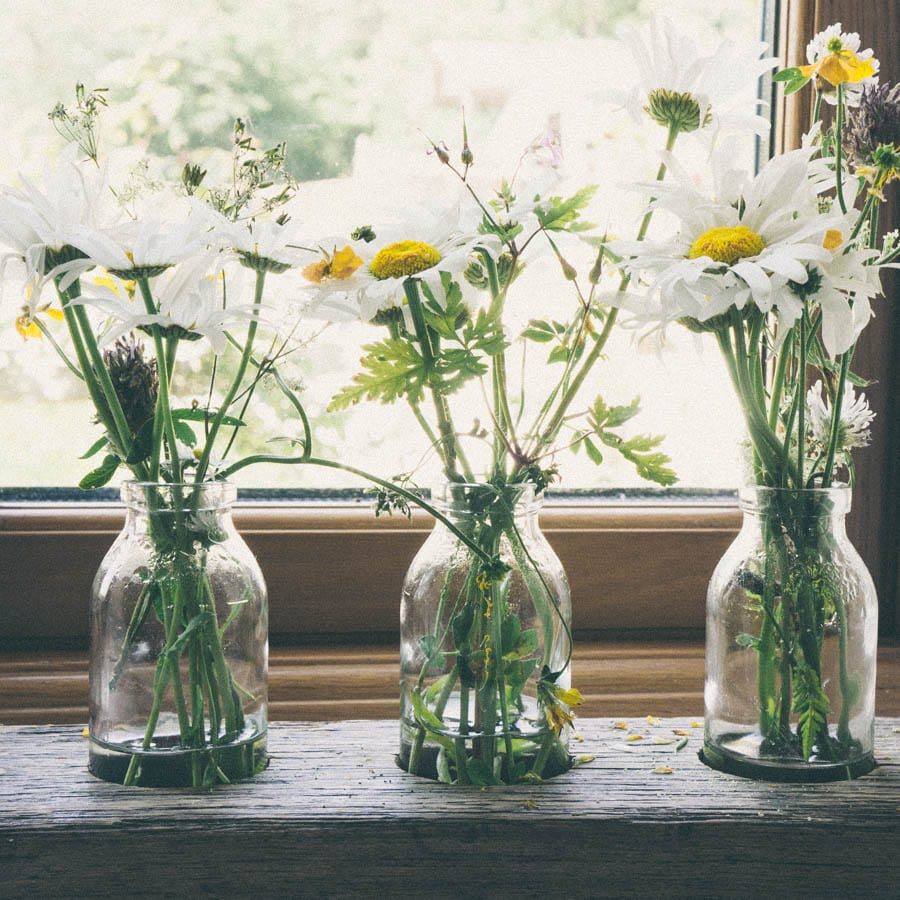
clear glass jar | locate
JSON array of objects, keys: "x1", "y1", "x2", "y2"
[
  {"x1": 702, "y1": 486, "x2": 878, "y2": 782},
  {"x1": 88, "y1": 481, "x2": 268, "y2": 787},
  {"x1": 399, "y1": 482, "x2": 574, "y2": 784}
]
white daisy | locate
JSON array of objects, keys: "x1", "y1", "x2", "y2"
[
  {"x1": 612, "y1": 147, "x2": 843, "y2": 333},
  {"x1": 66, "y1": 190, "x2": 211, "y2": 278},
  {"x1": 0, "y1": 143, "x2": 117, "y2": 288},
  {"x1": 623, "y1": 17, "x2": 777, "y2": 140},
  {"x1": 300, "y1": 204, "x2": 488, "y2": 327},
  {"x1": 75, "y1": 255, "x2": 256, "y2": 352}
]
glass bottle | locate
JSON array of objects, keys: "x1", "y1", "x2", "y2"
[
  {"x1": 399, "y1": 482, "x2": 574, "y2": 785},
  {"x1": 702, "y1": 486, "x2": 878, "y2": 781},
  {"x1": 88, "y1": 481, "x2": 268, "y2": 787}
]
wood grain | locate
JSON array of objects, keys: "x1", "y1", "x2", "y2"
[
  {"x1": 2, "y1": 641, "x2": 898, "y2": 724},
  {"x1": 0, "y1": 718, "x2": 897, "y2": 898}
]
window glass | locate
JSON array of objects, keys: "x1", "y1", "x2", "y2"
[{"x1": 0, "y1": 0, "x2": 761, "y2": 491}]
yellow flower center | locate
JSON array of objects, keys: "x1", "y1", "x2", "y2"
[
  {"x1": 688, "y1": 225, "x2": 765, "y2": 265},
  {"x1": 369, "y1": 240, "x2": 441, "y2": 280},
  {"x1": 823, "y1": 229, "x2": 844, "y2": 251}
]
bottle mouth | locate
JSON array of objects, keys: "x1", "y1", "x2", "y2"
[
  {"x1": 738, "y1": 484, "x2": 851, "y2": 516},
  {"x1": 121, "y1": 480, "x2": 237, "y2": 511},
  {"x1": 433, "y1": 481, "x2": 542, "y2": 516}
]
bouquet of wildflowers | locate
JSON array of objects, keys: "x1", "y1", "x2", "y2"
[
  {"x1": 0, "y1": 88, "x2": 330, "y2": 785},
  {"x1": 614, "y1": 24, "x2": 898, "y2": 769},
  {"x1": 291, "y1": 44, "x2": 778, "y2": 778}
]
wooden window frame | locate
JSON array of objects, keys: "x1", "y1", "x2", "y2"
[{"x1": 0, "y1": 0, "x2": 896, "y2": 645}]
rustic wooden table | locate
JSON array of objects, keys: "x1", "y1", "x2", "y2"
[{"x1": 2, "y1": 718, "x2": 898, "y2": 898}]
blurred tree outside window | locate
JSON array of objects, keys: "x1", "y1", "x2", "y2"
[{"x1": 0, "y1": 0, "x2": 762, "y2": 491}]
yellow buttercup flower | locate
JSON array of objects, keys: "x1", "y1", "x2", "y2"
[
  {"x1": 798, "y1": 25, "x2": 878, "y2": 88},
  {"x1": 302, "y1": 245, "x2": 364, "y2": 283},
  {"x1": 15, "y1": 301, "x2": 64, "y2": 341}
]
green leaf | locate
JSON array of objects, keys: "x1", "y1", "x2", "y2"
[
  {"x1": 547, "y1": 345, "x2": 570, "y2": 365},
  {"x1": 521, "y1": 320, "x2": 557, "y2": 343},
  {"x1": 583, "y1": 437, "x2": 604, "y2": 466},
  {"x1": 328, "y1": 338, "x2": 428, "y2": 410},
  {"x1": 792, "y1": 664, "x2": 831, "y2": 760},
  {"x1": 465, "y1": 758, "x2": 498, "y2": 786},
  {"x1": 534, "y1": 185, "x2": 598, "y2": 232},
  {"x1": 173, "y1": 420, "x2": 197, "y2": 448},
  {"x1": 79, "y1": 454, "x2": 121, "y2": 490},
  {"x1": 772, "y1": 66, "x2": 802, "y2": 82},
  {"x1": 79, "y1": 435, "x2": 109, "y2": 460},
  {"x1": 172, "y1": 408, "x2": 245, "y2": 427}
]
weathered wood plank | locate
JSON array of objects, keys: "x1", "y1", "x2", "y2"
[{"x1": 0, "y1": 719, "x2": 898, "y2": 898}]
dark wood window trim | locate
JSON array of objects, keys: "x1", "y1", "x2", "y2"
[
  {"x1": 777, "y1": 0, "x2": 900, "y2": 634},
  {"x1": 0, "y1": 501, "x2": 742, "y2": 644}
]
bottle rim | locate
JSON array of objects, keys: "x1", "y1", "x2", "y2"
[
  {"x1": 121, "y1": 480, "x2": 237, "y2": 511},
  {"x1": 432, "y1": 481, "x2": 543, "y2": 515},
  {"x1": 738, "y1": 483, "x2": 851, "y2": 515}
]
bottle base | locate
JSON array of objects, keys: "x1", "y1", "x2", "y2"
[
  {"x1": 88, "y1": 728, "x2": 268, "y2": 787},
  {"x1": 700, "y1": 739, "x2": 875, "y2": 783},
  {"x1": 396, "y1": 734, "x2": 572, "y2": 784}
]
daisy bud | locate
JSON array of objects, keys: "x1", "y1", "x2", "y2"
[
  {"x1": 559, "y1": 256, "x2": 577, "y2": 281},
  {"x1": 461, "y1": 114, "x2": 474, "y2": 166},
  {"x1": 588, "y1": 249, "x2": 604, "y2": 284},
  {"x1": 645, "y1": 88, "x2": 704, "y2": 134}
]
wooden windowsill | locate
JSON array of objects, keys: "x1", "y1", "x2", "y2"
[
  {"x1": 1, "y1": 718, "x2": 898, "y2": 897},
  {"x1": 3, "y1": 640, "x2": 899, "y2": 724}
]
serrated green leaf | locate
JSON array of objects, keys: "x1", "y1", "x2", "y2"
[
  {"x1": 328, "y1": 338, "x2": 428, "y2": 410},
  {"x1": 534, "y1": 185, "x2": 598, "y2": 232}
]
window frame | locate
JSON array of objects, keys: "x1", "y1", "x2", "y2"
[{"x1": 0, "y1": 0, "x2": 896, "y2": 644}]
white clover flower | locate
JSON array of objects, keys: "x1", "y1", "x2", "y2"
[
  {"x1": 623, "y1": 17, "x2": 777, "y2": 141},
  {"x1": 806, "y1": 380, "x2": 874, "y2": 450}
]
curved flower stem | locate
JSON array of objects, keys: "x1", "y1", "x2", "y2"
[
  {"x1": 193, "y1": 269, "x2": 267, "y2": 485},
  {"x1": 530, "y1": 123, "x2": 680, "y2": 458},
  {"x1": 221, "y1": 453, "x2": 497, "y2": 566}
]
